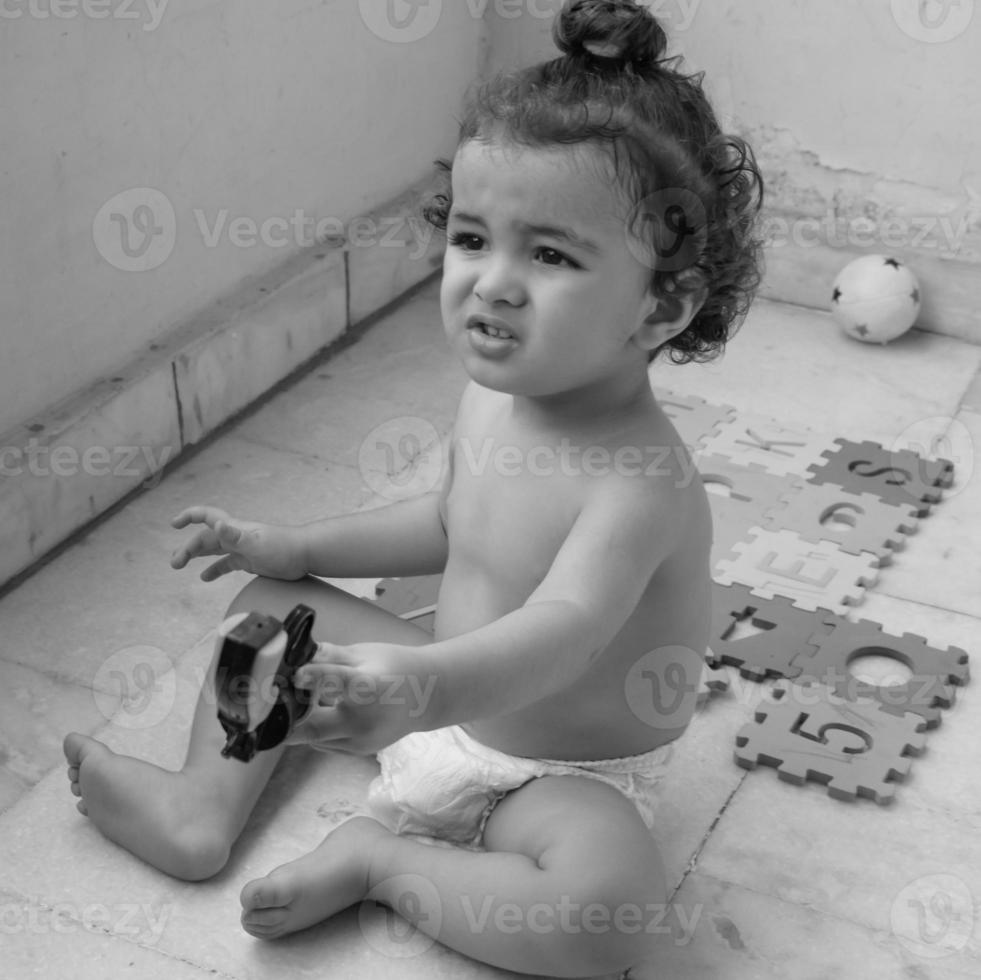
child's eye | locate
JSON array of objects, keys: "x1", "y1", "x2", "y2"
[
  {"x1": 448, "y1": 232, "x2": 485, "y2": 252},
  {"x1": 535, "y1": 246, "x2": 578, "y2": 268}
]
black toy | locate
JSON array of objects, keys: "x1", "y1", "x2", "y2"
[{"x1": 215, "y1": 604, "x2": 318, "y2": 762}]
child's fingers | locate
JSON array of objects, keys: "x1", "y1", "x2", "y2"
[
  {"x1": 311, "y1": 641, "x2": 356, "y2": 666},
  {"x1": 170, "y1": 505, "x2": 231, "y2": 530},
  {"x1": 294, "y1": 663, "x2": 352, "y2": 706},
  {"x1": 200, "y1": 554, "x2": 245, "y2": 582},
  {"x1": 170, "y1": 528, "x2": 223, "y2": 568},
  {"x1": 287, "y1": 705, "x2": 350, "y2": 746}
]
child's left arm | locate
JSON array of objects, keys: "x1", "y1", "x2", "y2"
[
  {"x1": 289, "y1": 481, "x2": 683, "y2": 752},
  {"x1": 422, "y1": 481, "x2": 683, "y2": 724}
]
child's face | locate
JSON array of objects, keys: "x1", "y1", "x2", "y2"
[{"x1": 440, "y1": 139, "x2": 659, "y2": 405}]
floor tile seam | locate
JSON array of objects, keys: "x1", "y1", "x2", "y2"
[
  {"x1": 232, "y1": 421, "x2": 454, "y2": 481},
  {"x1": 680, "y1": 864, "x2": 900, "y2": 940},
  {"x1": 210, "y1": 429, "x2": 378, "y2": 474},
  {"x1": 0, "y1": 639, "x2": 189, "y2": 701},
  {"x1": 862, "y1": 590, "x2": 981, "y2": 626},
  {"x1": 668, "y1": 770, "x2": 749, "y2": 903},
  {"x1": 0, "y1": 887, "x2": 244, "y2": 980}
]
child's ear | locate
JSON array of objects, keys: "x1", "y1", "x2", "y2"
[{"x1": 631, "y1": 288, "x2": 706, "y2": 353}]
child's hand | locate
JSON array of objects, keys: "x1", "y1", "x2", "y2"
[
  {"x1": 287, "y1": 642, "x2": 439, "y2": 755},
  {"x1": 170, "y1": 505, "x2": 307, "y2": 582}
]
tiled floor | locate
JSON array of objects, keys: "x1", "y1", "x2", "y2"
[{"x1": 1, "y1": 279, "x2": 980, "y2": 979}]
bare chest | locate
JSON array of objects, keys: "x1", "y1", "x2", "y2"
[{"x1": 445, "y1": 432, "x2": 584, "y2": 586}]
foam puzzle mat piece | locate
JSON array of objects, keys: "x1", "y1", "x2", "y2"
[
  {"x1": 698, "y1": 413, "x2": 839, "y2": 478},
  {"x1": 697, "y1": 656, "x2": 730, "y2": 706},
  {"x1": 709, "y1": 582, "x2": 839, "y2": 681},
  {"x1": 762, "y1": 480, "x2": 919, "y2": 564},
  {"x1": 791, "y1": 619, "x2": 971, "y2": 729},
  {"x1": 807, "y1": 439, "x2": 954, "y2": 516},
  {"x1": 653, "y1": 388, "x2": 736, "y2": 451},
  {"x1": 734, "y1": 680, "x2": 928, "y2": 804},
  {"x1": 697, "y1": 454, "x2": 800, "y2": 564},
  {"x1": 373, "y1": 576, "x2": 441, "y2": 623},
  {"x1": 713, "y1": 528, "x2": 880, "y2": 614}
]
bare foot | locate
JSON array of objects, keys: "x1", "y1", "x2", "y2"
[
  {"x1": 63, "y1": 732, "x2": 229, "y2": 880},
  {"x1": 240, "y1": 816, "x2": 392, "y2": 939}
]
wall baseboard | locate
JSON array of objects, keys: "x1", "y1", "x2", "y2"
[
  {"x1": 0, "y1": 181, "x2": 445, "y2": 593},
  {"x1": 760, "y1": 223, "x2": 981, "y2": 346}
]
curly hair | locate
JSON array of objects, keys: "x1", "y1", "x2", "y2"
[{"x1": 423, "y1": 0, "x2": 764, "y2": 364}]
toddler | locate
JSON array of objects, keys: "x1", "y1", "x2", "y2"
[{"x1": 65, "y1": 1, "x2": 762, "y2": 975}]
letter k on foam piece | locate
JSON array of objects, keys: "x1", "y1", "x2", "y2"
[
  {"x1": 713, "y1": 528, "x2": 879, "y2": 615},
  {"x1": 699, "y1": 411, "x2": 839, "y2": 479}
]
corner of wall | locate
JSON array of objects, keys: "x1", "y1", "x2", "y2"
[{"x1": 0, "y1": 180, "x2": 445, "y2": 594}]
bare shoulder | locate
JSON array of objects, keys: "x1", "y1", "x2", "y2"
[{"x1": 580, "y1": 407, "x2": 709, "y2": 558}]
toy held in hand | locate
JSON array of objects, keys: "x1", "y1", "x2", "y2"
[
  {"x1": 830, "y1": 254, "x2": 921, "y2": 345},
  {"x1": 215, "y1": 604, "x2": 318, "y2": 762}
]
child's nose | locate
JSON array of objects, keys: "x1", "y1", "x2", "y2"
[{"x1": 473, "y1": 256, "x2": 526, "y2": 307}]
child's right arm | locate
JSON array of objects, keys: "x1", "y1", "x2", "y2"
[
  {"x1": 170, "y1": 492, "x2": 448, "y2": 582},
  {"x1": 299, "y1": 491, "x2": 448, "y2": 578}
]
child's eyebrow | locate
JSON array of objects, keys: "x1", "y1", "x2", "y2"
[{"x1": 449, "y1": 210, "x2": 600, "y2": 254}]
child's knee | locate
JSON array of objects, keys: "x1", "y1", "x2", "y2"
[{"x1": 166, "y1": 822, "x2": 233, "y2": 881}]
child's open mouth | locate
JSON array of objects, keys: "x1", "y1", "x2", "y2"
[
  {"x1": 466, "y1": 316, "x2": 519, "y2": 356},
  {"x1": 468, "y1": 315, "x2": 516, "y2": 340}
]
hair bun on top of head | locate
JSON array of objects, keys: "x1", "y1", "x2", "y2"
[{"x1": 553, "y1": 0, "x2": 668, "y2": 68}]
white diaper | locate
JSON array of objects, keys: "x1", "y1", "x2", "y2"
[{"x1": 365, "y1": 725, "x2": 674, "y2": 849}]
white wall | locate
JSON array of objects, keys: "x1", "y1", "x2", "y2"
[
  {"x1": 0, "y1": 0, "x2": 484, "y2": 435},
  {"x1": 483, "y1": 0, "x2": 981, "y2": 339}
]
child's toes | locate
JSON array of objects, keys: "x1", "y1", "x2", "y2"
[
  {"x1": 63, "y1": 731, "x2": 89, "y2": 766},
  {"x1": 240, "y1": 873, "x2": 294, "y2": 913},
  {"x1": 241, "y1": 905, "x2": 291, "y2": 938}
]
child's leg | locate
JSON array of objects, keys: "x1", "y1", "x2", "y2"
[
  {"x1": 64, "y1": 575, "x2": 431, "y2": 881},
  {"x1": 242, "y1": 775, "x2": 667, "y2": 978}
]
